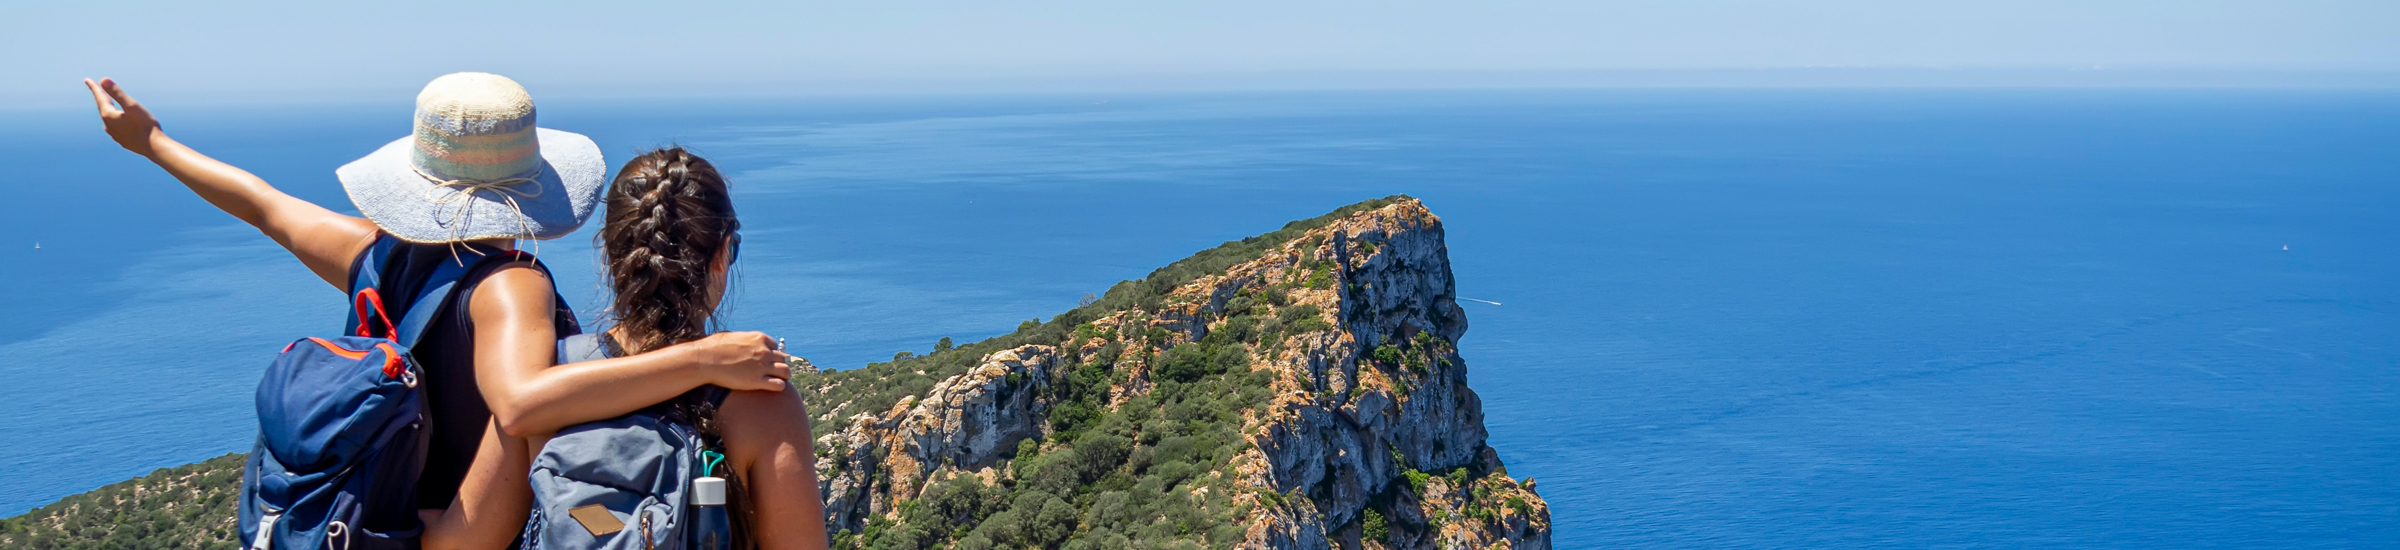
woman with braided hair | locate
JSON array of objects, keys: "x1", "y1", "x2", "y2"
[
  {"x1": 88, "y1": 75, "x2": 802, "y2": 549},
  {"x1": 577, "y1": 147, "x2": 832, "y2": 549}
]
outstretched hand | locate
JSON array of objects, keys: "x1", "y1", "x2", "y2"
[{"x1": 84, "y1": 78, "x2": 161, "y2": 157}]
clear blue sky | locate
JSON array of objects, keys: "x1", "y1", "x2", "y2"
[{"x1": 5, "y1": 0, "x2": 2396, "y2": 104}]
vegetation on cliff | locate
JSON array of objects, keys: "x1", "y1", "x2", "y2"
[
  {"x1": 795, "y1": 194, "x2": 1416, "y2": 444},
  {"x1": 806, "y1": 195, "x2": 1552, "y2": 549},
  {"x1": 0, "y1": 453, "x2": 244, "y2": 550},
  {"x1": 795, "y1": 195, "x2": 1421, "y2": 549}
]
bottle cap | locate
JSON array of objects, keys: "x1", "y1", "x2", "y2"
[{"x1": 692, "y1": 476, "x2": 726, "y2": 506}]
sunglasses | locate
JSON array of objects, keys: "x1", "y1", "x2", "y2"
[{"x1": 726, "y1": 232, "x2": 741, "y2": 265}]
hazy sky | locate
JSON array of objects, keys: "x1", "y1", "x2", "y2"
[{"x1": 5, "y1": 0, "x2": 2396, "y2": 104}]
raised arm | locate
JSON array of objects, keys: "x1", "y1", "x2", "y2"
[
  {"x1": 86, "y1": 78, "x2": 378, "y2": 289},
  {"x1": 468, "y1": 265, "x2": 794, "y2": 437}
]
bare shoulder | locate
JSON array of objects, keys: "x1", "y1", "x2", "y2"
[
  {"x1": 724, "y1": 386, "x2": 808, "y2": 417},
  {"x1": 297, "y1": 216, "x2": 383, "y2": 289},
  {"x1": 718, "y1": 386, "x2": 816, "y2": 478},
  {"x1": 467, "y1": 261, "x2": 555, "y2": 318},
  {"x1": 721, "y1": 386, "x2": 812, "y2": 444}
]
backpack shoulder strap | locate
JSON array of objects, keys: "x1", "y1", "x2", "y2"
[
  {"x1": 392, "y1": 248, "x2": 491, "y2": 349},
  {"x1": 344, "y1": 236, "x2": 410, "y2": 340},
  {"x1": 347, "y1": 236, "x2": 403, "y2": 296},
  {"x1": 394, "y1": 248, "x2": 574, "y2": 349}
]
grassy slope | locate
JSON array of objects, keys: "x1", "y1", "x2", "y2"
[{"x1": 0, "y1": 453, "x2": 246, "y2": 550}]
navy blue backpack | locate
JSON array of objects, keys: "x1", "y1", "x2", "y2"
[{"x1": 239, "y1": 238, "x2": 502, "y2": 550}]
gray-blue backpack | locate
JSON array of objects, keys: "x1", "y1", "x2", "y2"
[{"x1": 523, "y1": 333, "x2": 732, "y2": 550}]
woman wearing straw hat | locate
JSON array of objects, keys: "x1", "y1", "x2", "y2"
[{"x1": 86, "y1": 74, "x2": 818, "y2": 549}]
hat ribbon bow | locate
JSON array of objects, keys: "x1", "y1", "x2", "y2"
[{"x1": 415, "y1": 165, "x2": 547, "y2": 255}]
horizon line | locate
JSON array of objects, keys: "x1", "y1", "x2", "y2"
[{"x1": 7, "y1": 67, "x2": 2396, "y2": 111}]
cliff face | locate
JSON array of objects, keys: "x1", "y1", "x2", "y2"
[
  {"x1": 819, "y1": 346, "x2": 1064, "y2": 530},
  {"x1": 807, "y1": 198, "x2": 1552, "y2": 550}
]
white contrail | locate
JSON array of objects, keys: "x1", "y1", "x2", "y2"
[{"x1": 1460, "y1": 297, "x2": 1501, "y2": 306}]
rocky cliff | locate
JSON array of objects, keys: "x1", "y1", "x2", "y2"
[{"x1": 799, "y1": 196, "x2": 1551, "y2": 550}]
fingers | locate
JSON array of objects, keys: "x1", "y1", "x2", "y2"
[
  {"x1": 99, "y1": 78, "x2": 139, "y2": 111},
  {"x1": 711, "y1": 330, "x2": 797, "y2": 391},
  {"x1": 84, "y1": 78, "x2": 118, "y2": 116},
  {"x1": 746, "y1": 366, "x2": 790, "y2": 391},
  {"x1": 763, "y1": 351, "x2": 794, "y2": 380}
]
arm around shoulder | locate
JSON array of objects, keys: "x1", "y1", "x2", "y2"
[{"x1": 468, "y1": 265, "x2": 795, "y2": 437}]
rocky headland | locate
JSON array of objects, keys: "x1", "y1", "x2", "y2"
[{"x1": 800, "y1": 196, "x2": 1550, "y2": 549}]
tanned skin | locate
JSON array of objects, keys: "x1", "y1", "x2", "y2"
[
  {"x1": 87, "y1": 78, "x2": 815, "y2": 549},
  {"x1": 694, "y1": 243, "x2": 831, "y2": 549}
]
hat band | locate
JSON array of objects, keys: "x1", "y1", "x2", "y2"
[
  {"x1": 415, "y1": 164, "x2": 547, "y2": 250},
  {"x1": 411, "y1": 107, "x2": 540, "y2": 182}
]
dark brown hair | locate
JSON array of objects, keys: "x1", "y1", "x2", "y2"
[
  {"x1": 599, "y1": 147, "x2": 753, "y2": 548},
  {"x1": 602, "y1": 146, "x2": 739, "y2": 354}
]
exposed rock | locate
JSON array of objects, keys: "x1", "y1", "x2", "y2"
[
  {"x1": 811, "y1": 198, "x2": 1552, "y2": 549},
  {"x1": 817, "y1": 346, "x2": 1060, "y2": 529},
  {"x1": 787, "y1": 354, "x2": 820, "y2": 375}
]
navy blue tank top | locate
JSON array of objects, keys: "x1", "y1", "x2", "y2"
[{"x1": 346, "y1": 237, "x2": 580, "y2": 509}]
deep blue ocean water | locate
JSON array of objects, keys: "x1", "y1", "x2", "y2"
[{"x1": 2, "y1": 89, "x2": 2394, "y2": 547}]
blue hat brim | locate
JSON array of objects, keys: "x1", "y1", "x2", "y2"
[{"x1": 337, "y1": 128, "x2": 607, "y2": 243}]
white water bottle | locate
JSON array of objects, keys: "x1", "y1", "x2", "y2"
[{"x1": 690, "y1": 476, "x2": 732, "y2": 550}]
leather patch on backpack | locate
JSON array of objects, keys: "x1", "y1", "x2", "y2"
[{"x1": 569, "y1": 504, "x2": 625, "y2": 536}]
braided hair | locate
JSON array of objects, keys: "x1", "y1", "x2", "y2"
[{"x1": 599, "y1": 147, "x2": 753, "y2": 548}]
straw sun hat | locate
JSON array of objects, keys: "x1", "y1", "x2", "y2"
[{"x1": 337, "y1": 72, "x2": 605, "y2": 243}]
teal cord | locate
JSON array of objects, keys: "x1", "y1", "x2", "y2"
[{"x1": 702, "y1": 450, "x2": 726, "y2": 477}]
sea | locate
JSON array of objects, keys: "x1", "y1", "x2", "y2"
[{"x1": 1, "y1": 88, "x2": 2394, "y2": 548}]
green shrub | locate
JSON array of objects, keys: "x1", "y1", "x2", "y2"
[
  {"x1": 1154, "y1": 342, "x2": 1248, "y2": 384},
  {"x1": 1222, "y1": 295, "x2": 1257, "y2": 317},
  {"x1": 1277, "y1": 304, "x2": 1321, "y2": 324},
  {"x1": 1304, "y1": 267, "x2": 1331, "y2": 289},
  {"x1": 1260, "y1": 286, "x2": 1290, "y2": 306},
  {"x1": 1363, "y1": 508, "x2": 1389, "y2": 542},
  {"x1": 1288, "y1": 316, "x2": 1333, "y2": 334},
  {"x1": 1211, "y1": 315, "x2": 1259, "y2": 344}
]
